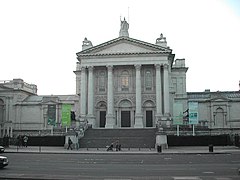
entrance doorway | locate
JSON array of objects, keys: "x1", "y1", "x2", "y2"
[
  {"x1": 146, "y1": 110, "x2": 153, "y2": 127},
  {"x1": 121, "y1": 111, "x2": 130, "y2": 127},
  {"x1": 100, "y1": 111, "x2": 106, "y2": 127}
]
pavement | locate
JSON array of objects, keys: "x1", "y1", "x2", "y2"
[{"x1": 3, "y1": 145, "x2": 240, "y2": 154}]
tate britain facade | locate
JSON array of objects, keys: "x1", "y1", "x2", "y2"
[{"x1": 1, "y1": 19, "x2": 240, "y2": 137}]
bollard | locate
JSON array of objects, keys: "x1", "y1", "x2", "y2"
[
  {"x1": 157, "y1": 145, "x2": 162, "y2": 153},
  {"x1": 209, "y1": 144, "x2": 213, "y2": 152}
]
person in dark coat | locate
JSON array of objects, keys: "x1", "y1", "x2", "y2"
[
  {"x1": 67, "y1": 137, "x2": 73, "y2": 150},
  {"x1": 107, "y1": 143, "x2": 113, "y2": 151}
]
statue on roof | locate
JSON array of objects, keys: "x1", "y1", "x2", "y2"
[
  {"x1": 83, "y1": 37, "x2": 92, "y2": 46},
  {"x1": 155, "y1": 33, "x2": 168, "y2": 48},
  {"x1": 82, "y1": 37, "x2": 93, "y2": 50},
  {"x1": 119, "y1": 17, "x2": 129, "y2": 37}
]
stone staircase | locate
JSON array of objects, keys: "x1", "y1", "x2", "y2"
[{"x1": 79, "y1": 128, "x2": 157, "y2": 148}]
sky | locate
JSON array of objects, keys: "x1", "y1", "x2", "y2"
[{"x1": 0, "y1": 0, "x2": 240, "y2": 95}]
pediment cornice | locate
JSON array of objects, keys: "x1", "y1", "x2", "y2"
[{"x1": 76, "y1": 36, "x2": 172, "y2": 57}]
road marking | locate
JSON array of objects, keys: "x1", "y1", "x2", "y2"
[
  {"x1": 164, "y1": 157, "x2": 172, "y2": 160},
  {"x1": 104, "y1": 179, "x2": 132, "y2": 180},
  {"x1": 173, "y1": 177, "x2": 201, "y2": 180},
  {"x1": 202, "y1": 171, "x2": 215, "y2": 174}
]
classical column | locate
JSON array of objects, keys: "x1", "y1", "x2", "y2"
[
  {"x1": 134, "y1": 64, "x2": 143, "y2": 128},
  {"x1": 87, "y1": 66, "x2": 96, "y2": 127},
  {"x1": 105, "y1": 65, "x2": 115, "y2": 128},
  {"x1": 80, "y1": 66, "x2": 87, "y2": 122},
  {"x1": 163, "y1": 64, "x2": 170, "y2": 115},
  {"x1": 155, "y1": 64, "x2": 162, "y2": 121}
]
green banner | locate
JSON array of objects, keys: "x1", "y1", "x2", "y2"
[
  {"x1": 47, "y1": 105, "x2": 56, "y2": 126},
  {"x1": 189, "y1": 102, "x2": 198, "y2": 125},
  {"x1": 173, "y1": 102, "x2": 183, "y2": 125},
  {"x1": 61, "y1": 104, "x2": 71, "y2": 127}
]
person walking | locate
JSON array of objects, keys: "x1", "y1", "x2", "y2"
[
  {"x1": 23, "y1": 135, "x2": 28, "y2": 147},
  {"x1": 67, "y1": 137, "x2": 73, "y2": 150}
]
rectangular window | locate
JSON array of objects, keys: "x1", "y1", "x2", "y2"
[
  {"x1": 121, "y1": 76, "x2": 129, "y2": 91},
  {"x1": 145, "y1": 70, "x2": 152, "y2": 91},
  {"x1": 99, "y1": 71, "x2": 106, "y2": 92}
]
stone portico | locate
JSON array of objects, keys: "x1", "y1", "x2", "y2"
[{"x1": 75, "y1": 19, "x2": 176, "y2": 129}]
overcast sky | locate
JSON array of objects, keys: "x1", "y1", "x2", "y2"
[{"x1": 1, "y1": 0, "x2": 240, "y2": 95}]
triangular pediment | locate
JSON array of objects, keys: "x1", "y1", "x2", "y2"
[{"x1": 77, "y1": 37, "x2": 171, "y2": 57}]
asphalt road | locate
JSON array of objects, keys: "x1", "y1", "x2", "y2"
[{"x1": 1, "y1": 153, "x2": 240, "y2": 179}]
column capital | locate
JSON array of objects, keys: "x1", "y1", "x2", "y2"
[
  {"x1": 80, "y1": 66, "x2": 86, "y2": 71},
  {"x1": 107, "y1": 65, "x2": 113, "y2": 71},
  {"x1": 155, "y1": 64, "x2": 162, "y2": 70},
  {"x1": 134, "y1": 64, "x2": 141, "y2": 70},
  {"x1": 163, "y1": 64, "x2": 169, "y2": 69},
  {"x1": 88, "y1": 66, "x2": 94, "y2": 72}
]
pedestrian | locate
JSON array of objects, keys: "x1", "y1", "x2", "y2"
[
  {"x1": 23, "y1": 135, "x2": 28, "y2": 147},
  {"x1": 17, "y1": 135, "x2": 22, "y2": 147},
  {"x1": 107, "y1": 143, "x2": 113, "y2": 151},
  {"x1": 75, "y1": 132, "x2": 79, "y2": 150},
  {"x1": 115, "y1": 141, "x2": 120, "y2": 151},
  {"x1": 67, "y1": 137, "x2": 73, "y2": 150}
]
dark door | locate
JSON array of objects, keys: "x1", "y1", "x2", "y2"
[
  {"x1": 146, "y1": 110, "x2": 153, "y2": 127},
  {"x1": 121, "y1": 111, "x2": 130, "y2": 127},
  {"x1": 100, "y1": 111, "x2": 106, "y2": 127}
]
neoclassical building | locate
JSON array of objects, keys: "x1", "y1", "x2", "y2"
[
  {"x1": 0, "y1": 19, "x2": 239, "y2": 138},
  {"x1": 75, "y1": 19, "x2": 187, "y2": 129}
]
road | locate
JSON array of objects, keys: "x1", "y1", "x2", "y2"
[{"x1": 1, "y1": 153, "x2": 240, "y2": 179}]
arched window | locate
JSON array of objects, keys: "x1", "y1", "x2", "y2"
[
  {"x1": 99, "y1": 71, "x2": 106, "y2": 92},
  {"x1": 145, "y1": 70, "x2": 152, "y2": 91},
  {"x1": 121, "y1": 70, "x2": 129, "y2": 91}
]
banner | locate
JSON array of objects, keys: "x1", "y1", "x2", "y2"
[
  {"x1": 47, "y1": 105, "x2": 56, "y2": 126},
  {"x1": 188, "y1": 102, "x2": 198, "y2": 125},
  {"x1": 61, "y1": 104, "x2": 71, "y2": 126},
  {"x1": 173, "y1": 102, "x2": 183, "y2": 125}
]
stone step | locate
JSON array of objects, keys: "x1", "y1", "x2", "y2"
[{"x1": 79, "y1": 128, "x2": 156, "y2": 148}]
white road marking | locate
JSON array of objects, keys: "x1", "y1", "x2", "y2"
[
  {"x1": 164, "y1": 157, "x2": 172, "y2": 160},
  {"x1": 173, "y1": 177, "x2": 201, "y2": 180},
  {"x1": 202, "y1": 171, "x2": 215, "y2": 174}
]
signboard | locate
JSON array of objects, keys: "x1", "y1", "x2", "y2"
[
  {"x1": 188, "y1": 102, "x2": 198, "y2": 125},
  {"x1": 47, "y1": 105, "x2": 56, "y2": 126},
  {"x1": 61, "y1": 104, "x2": 71, "y2": 126},
  {"x1": 173, "y1": 102, "x2": 183, "y2": 125}
]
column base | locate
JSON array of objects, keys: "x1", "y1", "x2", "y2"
[
  {"x1": 105, "y1": 114, "x2": 116, "y2": 128},
  {"x1": 86, "y1": 115, "x2": 96, "y2": 128},
  {"x1": 75, "y1": 120, "x2": 80, "y2": 128},
  {"x1": 134, "y1": 114, "x2": 143, "y2": 128}
]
